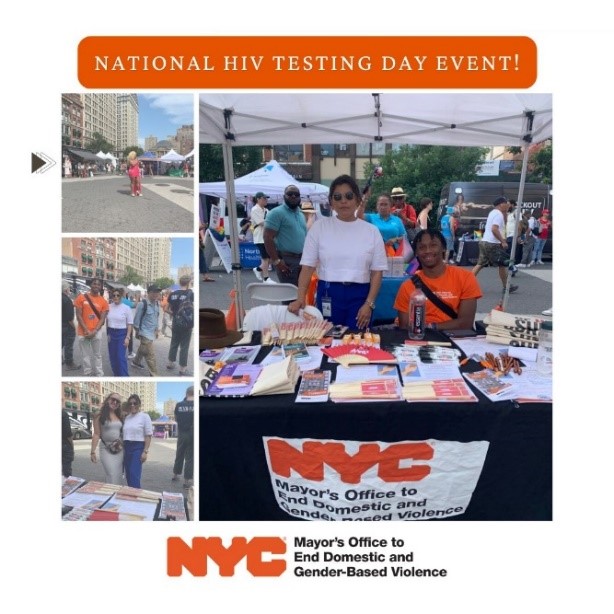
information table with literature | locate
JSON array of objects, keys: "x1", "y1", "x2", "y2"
[{"x1": 199, "y1": 329, "x2": 552, "y2": 522}]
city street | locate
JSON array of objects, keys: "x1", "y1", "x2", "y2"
[
  {"x1": 62, "y1": 323, "x2": 195, "y2": 377},
  {"x1": 62, "y1": 174, "x2": 194, "y2": 233},
  {"x1": 69, "y1": 434, "x2": 194, "y2": 519},
  {"x1": 200, "y1": 259, "x2": 553, "y2": 322}
]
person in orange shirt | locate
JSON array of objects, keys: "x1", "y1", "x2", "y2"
[
  {"x1": 394, "y1": 230, "x2": 482, "y2": 331},
  {"x1": 74, "y1": 278, "x2": 109, "y2": 376},
  {"x1": 160, "y1": 290, "x2": 172, "y2": 337}
]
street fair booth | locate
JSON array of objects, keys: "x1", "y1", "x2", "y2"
[
  {"x1": 199, "y1": 310, "x2": 552, "y2": 521},
  {"x1": 199, "y1": 93, "x2": 552, "y2": 325}
]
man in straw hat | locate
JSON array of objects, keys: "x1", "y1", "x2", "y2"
[{"x1": 390, "y1": 187, "x2": 418, "y2": 240}]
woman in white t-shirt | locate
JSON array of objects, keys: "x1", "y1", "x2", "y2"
[
  {"x1": 122, "y1": 394, "x2": 153, "y2": 489},
  {"x1": 288, "y1": 175, "x2": 388, "y2": 329},
  {"x1": 106, "y1": 289, "x2": 133, "y2": 376}
]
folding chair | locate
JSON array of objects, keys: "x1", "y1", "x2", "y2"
[{"x1": 245, "y1": 282, "x2": 298, "y2": 307}]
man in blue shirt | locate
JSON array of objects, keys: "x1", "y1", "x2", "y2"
[
  {"x1": 263, "y1": 184, "x2": 308, "y2": 286},
  {"x1": 132, "y1": 284, "x2": 161, "y2": 376}
]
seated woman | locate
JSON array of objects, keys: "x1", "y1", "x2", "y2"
[
  {"x1": 359, "y1": 193, "x2": 406, "y2": 256},
  {"x1": 288, "y1": 175, "x2": 388, "y2": 330},
  {"x1": 394, "y1": 229, "x2": 483, "y2": 331}
]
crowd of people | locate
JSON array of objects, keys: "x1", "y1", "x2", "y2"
[
  {"x1": 203, "y1": 175, "x2": 551, "y2": 333},
  {"x1": 61, "y1": 276, "x2": 194, "y2": 377}
]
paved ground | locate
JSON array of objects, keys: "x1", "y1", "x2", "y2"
[
  {"x1": 62, "y1": 174, "x2": 194, "y2": 233},
  {"x1": 62, "y1": 323, "x2": 195, "y2": 377},
  {"x1": 199, "y1": 260, "x2": 553, "y2": 323}
]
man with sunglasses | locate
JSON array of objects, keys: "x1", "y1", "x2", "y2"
[{"x1": 264, "y1": 184, "x2": 307, "y2": 286}]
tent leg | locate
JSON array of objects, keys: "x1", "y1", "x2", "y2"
[
  {"x1": 222, "y1": 142, "x2": 245, "y2": 330},
  {"x1": 502, "y1": 145, "x2": 530, "y2": 312}
]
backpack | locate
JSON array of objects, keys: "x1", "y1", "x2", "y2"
[{"x1": 172, "y1": 292, "x2": 194, "y2": 329}]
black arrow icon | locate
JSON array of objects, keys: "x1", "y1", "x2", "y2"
[{"x1": 31, "y1": 152, "x2": 56, "y2": 174}]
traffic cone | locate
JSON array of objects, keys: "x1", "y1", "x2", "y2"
[{"x1": 225, "y1": 289, "x2": 244, "y2": 330}]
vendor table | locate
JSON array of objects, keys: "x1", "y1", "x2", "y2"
[{"x1": 199, "y1": 330, "x2": 552, "y2": 521}]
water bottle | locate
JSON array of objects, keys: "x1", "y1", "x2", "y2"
[
  {"x1": 408, "y1": 286, "x2": 427, "y2": 340},
  {"x1": 536, "y1": 320, "x2": 553, "y2": 376}
]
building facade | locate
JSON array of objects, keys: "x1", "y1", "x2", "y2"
[{"x1": 117, "y1": 94, "x2": 139, "y2": 153}]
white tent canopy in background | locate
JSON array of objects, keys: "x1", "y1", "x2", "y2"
[
  {"x1": 184, "y1": 149, "x2": 195, "y2": 158},
  {"x1": 160, "y1": 149, "x2": 185, "y2": 162},
  {"x1": 199, "y1": 93, "x2": 553, "y2": 323},
  {"x1": 200, "y1": 159, "x2": 329, "y2": 203}
]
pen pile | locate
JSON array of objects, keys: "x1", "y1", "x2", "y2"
[{"x1": 480, "y1": 352, "x2": 522, "y2": 376}]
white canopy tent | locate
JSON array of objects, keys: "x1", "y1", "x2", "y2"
[
  {"x1": 199, "y1": 93, "x2": 552, "y2": 325},
  {"x1": 200, "y1": 159, "x2": 329, "y2": 203},
  {"x1": 160, "y1": 149, "x2": 185, "y2": 162}
]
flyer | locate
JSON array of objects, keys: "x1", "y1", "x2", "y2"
[{"x1": 10, "y1": 4, "x2": 611, "y2": 612}]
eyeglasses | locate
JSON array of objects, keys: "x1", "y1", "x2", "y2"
[
  {"x1": 128, "y1": 401, "x2": 140, "y2": 406},
  {"x1": 285, "y1": 191, "x2": 300, "y2": 198},
  {"x1": 109, "y1": 397, "x2": 121, "y2": 404},
  {"x1": 392, "y1": 196, "x2": 404, "y2": 200},
  {"x1": 332, "y1": 191, "x2": 356, "y2": 202}
]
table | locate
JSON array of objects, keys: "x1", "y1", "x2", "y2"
[{"x1": 199, "y1": 330, "x2": 552, "y2": 521}]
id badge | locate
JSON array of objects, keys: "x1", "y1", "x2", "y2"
[{"x1": 321, "y1": 297, "x2": 332, "y2": 318}]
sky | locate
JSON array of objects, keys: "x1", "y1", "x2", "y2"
[
  {"x1": 170, "y1": 238, "x2": 193, "y2": 279},
  {"x1": 138, "y1": 94, "x2": 194, "y2": 146},
  {"x1": 156, "y1": 381, "x2": 191, "y2": 414}
]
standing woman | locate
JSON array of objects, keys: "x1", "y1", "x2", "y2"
[
  {"x1": 106, "y1": 289, "x2": 133, "y2": 376},
  {"x1": 417, "y1": 197, "x2": 434, "y2": 231},
  {"x1": 122, "y1": 394, "x2": 153, "y2": 489},
  {"x1": 127, "y1": 151, "x2": 142, "y2": 197},
  {"x1": 288, "y1": 174, "x2": 388, "y2": 329},
  {"x1": 360, "y1": 193, "x2": 406, "y2": 256},
  {"x1": 90, "y1": 394, "x2": 124, "y2": 485},
  {"x1": 250, "y1": 192, "x2": 271, "y2": 282}
]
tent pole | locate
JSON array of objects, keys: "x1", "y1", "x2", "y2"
[
  {"x1": 501, "y1": 144, "x2": 530, "y2": 311},
  {"x1": 222, "y1": 141, "x2": 244, "y2": 329}
]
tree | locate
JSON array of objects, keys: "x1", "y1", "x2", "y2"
[
  {"x1": 146, "y1": 410, "x2": 161, "y2": 421},
  {"x1": 86, "y1": 132, "x2": 114, "y2": 154},
  {"x1": 154, "y1": 276, "x2": 175, "y2": 290},
  {"x1": 123, "y1": 145, "x2": 144, "y2": 158},
  {"x1": 364, "y1": 145, "x2": 488, "y2": 211},
  {"x1": 119, "y1": 265, "x2": 144, "y2": 286},
  {"x1": 529, "y1": 142, "x2": 552, "y2": 184},
  {"x1": 199, "y1": 143, "x2": 262, "y2": 182},
  {"x1": 504, "y1": 140, "x2": 552, "y2": 184}
]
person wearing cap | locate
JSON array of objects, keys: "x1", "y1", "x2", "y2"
[
  {"x1": 250, "y1": 191, "x2": 272, "y2": 282},
  {"x1": 166, "y1": 275, "x2": 194, "y2": 376},
  {"x1": 264, "y1": 184, "x2": 307, "y2": 286},
  {"x1": 131, "y1": 284, "x2": 161, "y2": 376},
  {"x1": 471, "y1": 197, "x2": 518, "y2": 293},
  {"x1": 74, "y1": 278, "x2": 109, "y2": 376},
  {"x1": 390, "y1": 187, "x2": 418, "y2": 240}
]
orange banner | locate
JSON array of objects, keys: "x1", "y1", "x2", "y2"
[{"x1": 78, "y1": 36, "x2": 537, "y2": 89}]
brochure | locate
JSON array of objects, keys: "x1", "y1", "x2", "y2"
[{"x1": 295, "y1": 370, "x2": 332, "y2": 403}]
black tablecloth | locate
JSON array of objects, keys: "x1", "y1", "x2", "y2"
[{"x1": 199, "y1": 330, "x2": 552, "y2": 521}]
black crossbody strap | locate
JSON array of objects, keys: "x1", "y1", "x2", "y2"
[
  {"x1": 411, "y1": 274, "x2": 458, "y2": 320},
  {"x1": 84, "y1": 293, "x2": 101, "y2": 321}
]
